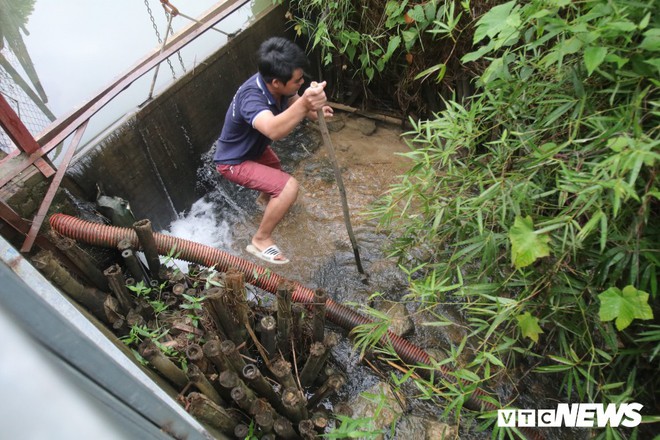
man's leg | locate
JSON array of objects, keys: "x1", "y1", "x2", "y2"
[
  {"x1": 252, "y1": 177, "x2": 299, "y2": 258},
  {"x1": 216, "y1": 154, "x2": 296, "y2": 261}
]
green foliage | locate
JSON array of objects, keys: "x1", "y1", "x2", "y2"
[
  {"x1": 508, "y1": 215, "x2": 551, "y2": 269},
  {"x1": 180, "y1": 292, "x2": 206, "y2": 328},
  {"x1": 516, "y1": 312, "x2": 543, "y2": 342},
  {"x1": 324, "y1": 388, "x2": 398, "y2": 439},
  {"x1": 365, "y1": 0, "x2": 659, "y2": 436},
  {"x1": 288, "y1": 0, "x2": 471, "y2": 113},
  {"x1": 599, "y1": 285, "x2": 653, "y2": 330}
]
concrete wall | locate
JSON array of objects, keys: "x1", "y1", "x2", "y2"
[{"x1": 67, "y1": 4, "x2": 294, "y2": 231}]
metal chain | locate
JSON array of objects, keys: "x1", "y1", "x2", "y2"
[
  {"x1": 164, "y1": 11, "x2": 187, "y2": 74},
  {"x1": 143, "y1": 0, "x2": 177, "y2": 80}
]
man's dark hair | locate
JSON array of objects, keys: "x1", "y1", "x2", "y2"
[{"x1": 257, "y1": 37, "x2": 309, "y2": 84}]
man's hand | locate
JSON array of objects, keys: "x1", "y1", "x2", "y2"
[
  {"x1": 302, "y1": 81, "x2": 328, "y2": 112},
  {"x1": 319, "y1": 105, "x2": 334, "y2": 118}
]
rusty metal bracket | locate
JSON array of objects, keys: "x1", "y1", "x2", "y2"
[
  {"x1": 0, "y1": 94, "x2": 55, "y2": 181},
  {"x1": 20, "y1": 120, "x2": 89, "y2": 253},
  {"x1": 160, "y1": 0, "x2": 180, "y2": 16}
]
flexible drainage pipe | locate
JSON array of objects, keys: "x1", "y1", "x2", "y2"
[{"x1": 49, "y1": 213, "x2": 495, "y2": 412}]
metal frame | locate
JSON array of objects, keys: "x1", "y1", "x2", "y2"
[
  {"x1": 0, "y1": 235, "x2": 224, "y2": 439},
  {"x1": 0, "y1": 0, "x2": 249, "y2": 252}
]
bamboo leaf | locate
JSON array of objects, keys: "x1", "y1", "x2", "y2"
[{"x1": 584, "y1": 46, "x2": 607, "y2": 76}]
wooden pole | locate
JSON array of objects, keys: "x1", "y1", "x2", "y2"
[{"x1": 311, "y1": 82, "x2": 364, "y2": 275}]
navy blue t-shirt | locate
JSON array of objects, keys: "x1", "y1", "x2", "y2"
[{"x1": 213, "y1": 73, "x2": 287, "y2": 165}]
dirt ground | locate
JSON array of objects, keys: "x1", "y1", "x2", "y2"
[{"x1": 229, "y1": 111, "x2": 411, "y2": 284}]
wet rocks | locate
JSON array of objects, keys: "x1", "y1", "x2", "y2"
[{"x1": 356, "y1": 117, "x2": 377, "y2": 136}]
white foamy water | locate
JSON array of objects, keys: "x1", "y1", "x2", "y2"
[{"x1": 159, "y1": 197, "x2": 233, "y2": 271}]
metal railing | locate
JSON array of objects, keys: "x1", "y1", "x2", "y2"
[{"x1": 0, "y1": 0, "x2": 250, "y2": 252}]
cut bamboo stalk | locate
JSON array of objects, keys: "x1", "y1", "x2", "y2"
[
  {"x1": 249, "y1": 398, "x2": 276, "y2": 420},
  {"x1": 270, "y1": 357, "x2": 297, "y2": 390},
  {"x1": 298, "y1": 419, "x2": 316, "y2": 440},
  {"x1": 273, "y1": 415, "x2": 300, "y2": 439},
  {"x1": 132, "y1": 219, "x2": 162, "y2": 279},
  {"x1": 224, "y1": 268, "x2": 250, "y2": 339},
  {"x1": 276, "y1": 281, "x2": 293, "y2": 359},
  {"x1": 311, "y1": 410, "x2": 329, "y2": 432},
  {"x1": 186, "y1": 343, "x2": 212, "y2": 374},
  {"x1": 126, "y1": 308, "x2": 146, "y2": 328},
  {"x1": 312, "y1": 288, "x2": 327, "y2": 343},
  {"x1": 220, "y1": 339, "x2": 246, "y2": 374},
  {"x1": 187, "y1": 391, "x2": 238, "y2": 436},
  {"x1": 255, "y1": 408, "x2": 274, "y2": 433},
  {"x1": 233, "y1": 423, "x2": 250, "y2": 439},
  {"x1": 139, "y1": 339, "x2": 188, "y2": 388},
  {"x1": 32, "y1": 251, "x2": 118, "y2": 325},
  {"x1": 120, "y1": 248, "x2": 147, "y2": 285},
  {"x1": 307, "y1": 374, "x2": 345, "y2": 408},
  {"x1": 299, "y1": 342, "x2": 326, "y2": 387},
  {"x1": 230, "y1": 385, "x2": 256, "y2": 413},
  {"x1": 172, "y1": 283, "x2": 186, "y2": 296},
  {"x1": 205, "y1": 287, "x2": 241, "y2": 342},
  {"x1": 49, "y1": 231, "x2": 109, "y2": 291},
  {"x1": 260, "y1": 315, "x2": 277, "y2": 359},
  {"x1": 218, "y1": 370, "x2": 240, "y2": 393},
  {"x1": 203, "y1": 339, "x2": 231, "y2": 372},
  {"x1": 103, "y1": 264, "x2": 133, "y2": 313},
  {"x1": 282, "y1": 387, "x2": 308, "y2": 422},
  {"x1": 292, "y1": 304, "x2": 305, "y2": 342},
  {"x1": 242, "y1": 364, "x2": 281, "y2": 411},
  {"x1": 187, "y1": 363, "x2": 224, "y2": 406}
]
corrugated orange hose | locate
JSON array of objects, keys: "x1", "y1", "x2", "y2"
[{"x1": 50, "y1": 213, "x2": 506, "y2": 416}]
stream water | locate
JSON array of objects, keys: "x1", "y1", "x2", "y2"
[{"x1": 155, "y1": 114, "x2": 582, "y2": 439}]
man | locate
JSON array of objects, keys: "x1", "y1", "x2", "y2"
[{"x1": 213, "y1": 37, "x2": 333, "y2": 264}]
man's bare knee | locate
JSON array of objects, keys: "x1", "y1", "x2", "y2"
[{"x1": 281, "y1": 177, "x2": 299, "y2": 199}]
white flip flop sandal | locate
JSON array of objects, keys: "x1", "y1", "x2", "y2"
[{"x1": 246, "y1": 244, "x2": 290, "y2": 265}]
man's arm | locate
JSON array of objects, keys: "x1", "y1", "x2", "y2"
[
  {"x1": 253, "y1": 82, "x2": 328, "y2": 141},
  {"x1": 289, "y1": 95, "x2": 334, "y2": 121}
]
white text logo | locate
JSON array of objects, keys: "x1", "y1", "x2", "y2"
[{"x1": 497, "y1": 403, "x2": 643, "y2": 428}]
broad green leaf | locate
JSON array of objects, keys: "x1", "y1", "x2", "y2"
[
  {"x1": 607, "y1": 20, "x2": 637, "y2": 32},
  {"x1": 383, "y1": 36, "x2": 401, "y2": 63},
  {"x1": 473, "y1": 0, "x2": 519, "y2": 44},
  {"x1": 516, "y1": 312, "x2": 544, "y2": 343},
  {"x1": 644, "y1": 58, "x2": 660, "y2": 70},
  {"x1": 640, "y1": 29, "x2": 660, "y2": 52},
  {"x1": 402, "y1": 28, "x2": 419, "y2": 51},
  {"x1": 607, "y1": 136, "x2": 629, "y2": 152},
  {"x1": 408, "y1": 5, "x2": 426, "y2": 22},
  {"x1": 598, "y1": 286, "x2": 654, "y2": 331},
  {"x1": 462, "y1": 44, "x2": 493, "y2": 63},
  {"x1": 509, "y1": 215, "x2": 551, "y2": 269},
  {"x1": 562, "y1": 37, "x2": 583, "y2": 55},
  {"x1": 584, "y1": 46, "x2": 608, "y2": 76}
]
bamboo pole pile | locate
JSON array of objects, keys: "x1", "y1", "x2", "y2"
[{"x1": 37, "y1": 224, "x2": 348, "y2": 438}]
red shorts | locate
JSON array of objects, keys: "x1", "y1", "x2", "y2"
[{"x1": 216, "y1": 146, "x2": 290, "y2": 198}]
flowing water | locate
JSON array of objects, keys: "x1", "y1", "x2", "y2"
[{"x1": 157, "y1": 114, "x2": 579, "y2": 440}]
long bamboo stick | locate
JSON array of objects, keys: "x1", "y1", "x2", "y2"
[{"x1": 311, "y1": 82, "x2": 364, "y2": 275}]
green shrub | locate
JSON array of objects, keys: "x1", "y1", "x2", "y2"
[{"x1": 365, "y1": 0, "x2": 659, "y2": 437}]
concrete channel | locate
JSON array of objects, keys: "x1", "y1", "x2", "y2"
[{"x1": 0, "y1": 3, "x2": 293, "y2": 438}]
